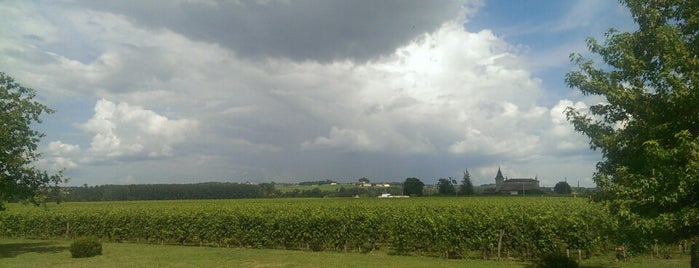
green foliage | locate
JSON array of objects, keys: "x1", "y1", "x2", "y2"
[
  {"x1": 0, "y1": 198, "x2": 614, "y2": 259},
  {"x1": 70, "y1": 237, "x2": 102, "y2": 258},
  {"x1": 402, "y1": 178, "x2": 424, "y2": 196},
  {"x1": 554, "y1": 181, "x2": 572, "y2": 194},
  {"x1": 436, "y1": 178, "x2": 455, "y2": 195},
  {"x1": 62, "y1": 182, "x2": 269, "y2": 201},
  {"x1": 459, "y1": 169, "x2": 475, "y2": 195},
  {"x1": 565, "y1": 0, "x2": 699, "y2": 242},
  {"x1": 0, "y1": 72, "x2": 67, "y2": 210}
]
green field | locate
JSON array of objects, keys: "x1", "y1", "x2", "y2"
[
  {"x1": 0, "y1": 197, "x2": 690, "y2": 266},
  {"x1": 275, "y1": 183, "x2": 347, "y2": 192},
  {"x1": 0, "y1": 238, "x2": 689, "y2": 268}
]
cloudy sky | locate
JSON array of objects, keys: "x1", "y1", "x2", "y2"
[{"x1": 1, "y1": 0, "x2": 636, "y2": 186}]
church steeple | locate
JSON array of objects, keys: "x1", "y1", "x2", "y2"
[
  {"x1": 495, "y1": 167, "x2": 505, "y2": 180},
  {"x1": 494, "y1": 167, "x2": 505, "y2": 190}
]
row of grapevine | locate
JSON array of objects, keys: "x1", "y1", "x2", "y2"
[{"x1": 0, "y1": 197, "x2": 615, "y2": 259}]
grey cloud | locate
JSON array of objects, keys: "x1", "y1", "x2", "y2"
[
  {"x1": 73, "y1": 0, "x2": 467, "y2": 62},
  {"x1": 3, "y1": 48, "x2": 58, "y2": 65},
  {"x1": 6, "y1": 0, "x2": 603, "y2": 187}
]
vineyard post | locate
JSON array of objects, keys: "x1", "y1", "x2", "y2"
[
  {"x1": 577, "y1": 249, "x2": 582, "y2": 262},
  {"x1": 654, "y1": 239, "x2": 658, "y2": 258}
]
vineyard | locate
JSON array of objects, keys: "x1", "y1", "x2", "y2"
[{"x1": 0, "y1": 197, "x2": 637, "y2": 259}]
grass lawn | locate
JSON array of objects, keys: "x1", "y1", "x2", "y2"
[{"x1": 0, "y1": 238, "x2": 690, "y2": 268}]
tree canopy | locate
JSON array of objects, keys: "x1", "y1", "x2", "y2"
[
  {"x1": 436, "y1": 178, "x2": 456, "y2": 195},
  {"x1": 459, "y1": 169, "x2": 475, "y2": 195},
  {"x1": 402, "y1": 177, "x2": 424, "y2": 196},
  {"x1": 565, "y1": 0, "x2": 698, "y2": 243},
  {"x1": 0, "y1": 72, "x2": 66, "y2": 210},
  {"x1": 553, "y1": 181, "x2": 572, "y2": 195}
]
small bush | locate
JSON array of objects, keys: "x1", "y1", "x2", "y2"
[
  {"x1": 533, "y1": 253, "x2": 579, "y2": 268},
  {"x1": 70, "y1": 237, "x2": 102, "y2": 258}
]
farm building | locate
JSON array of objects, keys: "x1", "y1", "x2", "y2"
[{"x1": 483, "y1": 167, "x2": 541, "y2": 194}]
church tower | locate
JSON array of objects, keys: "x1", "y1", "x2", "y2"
[{"x1": 494, "y1": 167, "x2": 505, "y2": 191}]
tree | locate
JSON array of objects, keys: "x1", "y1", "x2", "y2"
[
  {"x1": 565, "y1": 0, "x2": 698, "y2": 261},
  {"x1": 0, "y1": 72, "x2": 66, "y2": 210},
  {"x1": 553, "y1": 181, "x2": 572, "y2": 195},
  {"x1": 436, "y1": 178, "x2": 455, "y2": 195},
  {"x1": 358, "y1": 177, "x2": 370, "y2": 183},
  {"x1": 459, "y1": 169, "x2": 475, "y2": 195},
  {"x1": 258, "y1": 183, "x2": 276, "y2": 197},
  {"x1": 402, "y1": 177, "x2": 424, "y2": 196}
]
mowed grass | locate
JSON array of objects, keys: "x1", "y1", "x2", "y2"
[
  {"x1": 0, "y1": 238, "x2": 520, "y2": 268},
  {"x1": 0, "y1": 238, "x2": 690, "y2": 268}
]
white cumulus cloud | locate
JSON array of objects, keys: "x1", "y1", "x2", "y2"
[
  {"x1": 298, "y1": 22, "x2": 547, "y2": 159},
  {"x1": 39, "y1": 141, "x2": 81, "y2": 170},
  {"x1": 80, "y1": 99, "x2": 198, "y2": 160},
  {"x1": 6, "y1": 1, "x2": 607, "y2": 185}
]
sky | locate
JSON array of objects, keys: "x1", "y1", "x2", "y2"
[{"x1": 1, "y1": 0, "x2": 636, "y2": 187}]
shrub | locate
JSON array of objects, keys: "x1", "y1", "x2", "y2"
[{"x1": 70, "y1": 237, "x2": 102, "y2": 258}]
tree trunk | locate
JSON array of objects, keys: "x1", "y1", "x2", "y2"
[{"x1": 691, "y1": 241, "x2": 698, "y2": 268}]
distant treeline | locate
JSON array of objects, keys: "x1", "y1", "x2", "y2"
[
  {"x1": 61, "y1": 182, "x2": 274, "y2": 201},
  {"x1": 297, "y1": 179, "x2": 336, "y2": 186},
  {"x1": 283, "y1": 186, "x2": 403, "y2": 198},
  {"x1": 55, "y1": 182, "x2": 597, "y2": 202},
  {"x1": 60, "y1": 182, "x2": 404, "y2": 201}
]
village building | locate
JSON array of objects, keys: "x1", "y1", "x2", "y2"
[{"x1": 483, "y1": 167, "x2": 542, "y2": 194}]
